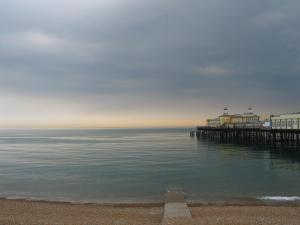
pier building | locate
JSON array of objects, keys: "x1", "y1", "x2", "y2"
[
  {"x1": 207, "y1": 109, "x2": 261, "y2": 128},
  {"x1": 271, "y1": 113, "x2": 300, "y2": 130},
  {"x1": 207, "y1": 118, "x2": 221, "y2": 127}
]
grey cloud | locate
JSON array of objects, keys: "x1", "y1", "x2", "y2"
[{"x1": 0, "y1": 0, "x2": 300, "y2": 114}]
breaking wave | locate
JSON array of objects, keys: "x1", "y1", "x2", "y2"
[{"x1": 259, "y1": 196, "x2": 300, "y2": 201}]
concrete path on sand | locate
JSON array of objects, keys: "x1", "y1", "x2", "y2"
[{"x1": 162, "y1": 191, "x2": 195, "y2": 225}]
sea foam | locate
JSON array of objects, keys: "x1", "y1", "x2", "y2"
[{"x1": 259, "y1": 196, "x2": 300, "y2": 201}]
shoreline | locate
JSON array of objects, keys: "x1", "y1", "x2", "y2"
[
  {"x1": 0, "y1": 197, "x2": 164, "y2": 208},
  {"x1": 1, "y1": 196, "x2": 300, "y2": 207}
]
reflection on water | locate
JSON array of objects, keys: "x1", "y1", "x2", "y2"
[
  {"x1": 0, "y1": 129, "x2": 299, "y2": 203},
  {"x1": 199, "y1": 137, "x2": 300, "y2": 170},
  {"x1": 269, "y1": 146, "x2": 300, "y2": 171}
]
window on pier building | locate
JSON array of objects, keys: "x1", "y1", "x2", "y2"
[
  {"x1": 276, "y1": 120, "x2": 280, "y2": 128},
  {"x1": 282, "y1": 120, "x2": 286, "y2": 128}
]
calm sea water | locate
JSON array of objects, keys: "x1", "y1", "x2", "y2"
[{"x1": 0, "y1": 128, "x2": 300, "y2": 203}]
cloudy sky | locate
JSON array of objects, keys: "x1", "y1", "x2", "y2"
[{"x1": 0, "y1": 0, "x2": 300, "y2": 128}]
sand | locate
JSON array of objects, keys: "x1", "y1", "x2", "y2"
[
  {"x1": 190, "y1": 205, "x2": 300, "y2": 225},
  {"x1": 0, "y1": 199, "x2": 163, "y2": 225},
  {"x1": 1, "y1": 199, "x2": 300, "y2": 225}
]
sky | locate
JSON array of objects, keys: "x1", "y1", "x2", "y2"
[{"x1": 0, "y1": 0, "x2": 300, "y2": 128}]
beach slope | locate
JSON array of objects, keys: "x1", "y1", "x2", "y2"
[{"x1": 1, "y1": 199, "x2": 300, "y2": 225}]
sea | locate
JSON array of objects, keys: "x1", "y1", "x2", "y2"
[{"x1": 0, "y1": 128, "x2": 300, "y2": 203}]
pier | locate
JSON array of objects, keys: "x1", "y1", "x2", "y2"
[{"x1": 192, "y1": 127, "x2": 300, "y2": 145}]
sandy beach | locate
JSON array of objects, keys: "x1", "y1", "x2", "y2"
[
  {"x1": 190, "y1": 205, "x2": 300, "y2": 225},
  {"x1": 1, "y1": 199, "x2": 300, "y2": 225},
  {"x1": 0, "y1": 198, "x2": 163, "y2": 225}
]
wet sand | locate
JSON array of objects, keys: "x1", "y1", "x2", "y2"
[{"x1": 1, "y1": 198, "x2": 300, "y2": 225}]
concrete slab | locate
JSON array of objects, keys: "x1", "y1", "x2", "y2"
[{"x1": 162, "y1": 191, "x2": 195, "y2": 225}]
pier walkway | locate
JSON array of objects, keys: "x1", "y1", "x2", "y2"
[{"x1": 162, "y1": 191, "x2": 194, "y2": 225}]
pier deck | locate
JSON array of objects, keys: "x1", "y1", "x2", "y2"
[{"x1": 193, "y1": 127, "x2": 300, "y2": 145}]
